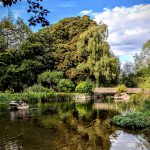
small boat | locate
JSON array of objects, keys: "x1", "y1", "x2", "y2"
[{"x1": 9, "y1": 101, "x2": 29, "y2": 110}]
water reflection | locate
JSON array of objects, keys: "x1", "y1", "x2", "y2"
[
  {"x1": 110, "y1": 130, "x2": 150, "y2": 150},
  {"x1": 0, "y1": 102, "x2": 149, "y2": 150},
  {"x1": 1, "y1": 139, "x2": 22, "y2": 150}
]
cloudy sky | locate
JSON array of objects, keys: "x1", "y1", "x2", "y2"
[{"x1": 0, "y1": 0, "x2": 150, "y2": 64}]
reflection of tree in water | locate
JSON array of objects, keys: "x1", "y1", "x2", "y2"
[
  {"x1": 30, "y1": 102, "x2": 117, "y2": 150},
  {"x1": 59, "y1": 108, "x2": 117, "y2": 150}
]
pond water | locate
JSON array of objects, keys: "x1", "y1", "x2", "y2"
[{"x1": 0, "y1": 101, "x2": 150, "y2": 150}]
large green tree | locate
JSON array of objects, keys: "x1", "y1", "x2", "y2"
[
  {"x1": 76, "y1": 24, "x2": 120, "y2": 86},
  {"x1": 0, "y1": 17, "x2": 53, "y2": 92},
  {"x1": 40, "y1": 16, "x2": 120, "y2": 86}
]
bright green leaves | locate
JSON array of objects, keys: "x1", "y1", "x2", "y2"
[
  {"x1": 76, "y1": 24, "x2": 120, "y2": 86},
  {"x1": 58, "y1": 79, "x2": 75, "y2": 92}
]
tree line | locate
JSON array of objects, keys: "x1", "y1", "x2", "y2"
[{"x1": 0, "y1": 13, "x2": 149, "y2": 92}]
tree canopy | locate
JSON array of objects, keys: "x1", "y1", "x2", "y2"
[
  {"x1": 0, "y1": 15, "x2": 120, "y2": 92},
  {"x1": 76, "y1": 25, "x2": 120, "y2": 86}
]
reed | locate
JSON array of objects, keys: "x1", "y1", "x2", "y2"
[{"x1": 0, "y1": 92, "x2": 76, "y2": 104}]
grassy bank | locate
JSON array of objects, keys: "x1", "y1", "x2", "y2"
[{"x1": 0, "y1": 92, "x2": 78, "y2": 104}]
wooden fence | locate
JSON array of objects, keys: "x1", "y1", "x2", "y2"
[{"x1": 93, "y1": 88, "x2": 150, "y2": 94}]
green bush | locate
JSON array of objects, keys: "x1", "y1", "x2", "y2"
[
  {"x1": 58, "y1": 79, "x2": 75, "y2": 92},
  {"x1": 24, "y1": 84, "x2": 53, "y2": 93},
  {"x1": 113, "y1": 98, "x2": 150, "y2": 129},
  {"x1": 75, "y1": 80, "x2": 95, "y2": 93},
  {"x1": 116, "y1": 85, "x2": 127, "y2": 93},
  {"x1": 112, "y1": 111, "x2": 150, "y2": 129}
]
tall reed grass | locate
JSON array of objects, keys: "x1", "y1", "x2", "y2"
[{"x1": 0, "y1": 92, "x2": 76, "y2": 104}]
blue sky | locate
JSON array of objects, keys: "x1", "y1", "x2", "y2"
[{"x1": 0, "y1": 0, "x2": 150, "y2": 65}]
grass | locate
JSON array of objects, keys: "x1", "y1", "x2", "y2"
[{"x1": 0, "y1": 92, "x2": 77, "y2": 104}]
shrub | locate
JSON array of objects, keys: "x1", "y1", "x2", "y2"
[
  {"x1": 75, "y1": 80, "x2": 95, "y2": 93},
  {"x1": 24, "y1": 84, "x2": 53, "y2": 93},
  {"x1": 112, "y1": 111, "x2": 150, "y2": 129},
  {"x1": 58, "y1": 79, "x2": 75, "y2": 92},
  {"x1": 116, "y1": 85, "x2": 127, "y2": 93}
]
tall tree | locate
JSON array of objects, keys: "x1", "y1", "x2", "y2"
[
  {"x1": 76, "y1": 24, "x2": 120, "y2": 86},
  {"x1": 15, "y1": 17, "x2": 31, "y2": 45},
  {"x1": 119, "y1": 62, "x2": 138, "y2": 87},
  {"x1": 135, "y1": 40, "x2": 150, "y2": 69},
  {"x1": 7, "y1": 9, "x2": 15, "y2": 23},
  {"x1": 0, "y1": 14, "x2": 31, "y2": 50}
]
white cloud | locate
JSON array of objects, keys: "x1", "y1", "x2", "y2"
[
  {"x1": 79, "y1": 10, "x2": 93, "y2": 16},
  {"x1": 79, "y1": 4, "x2": 150, "y2": 62}
]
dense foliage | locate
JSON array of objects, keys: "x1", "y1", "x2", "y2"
[
  {"x1": 113, "y1": 100, "x2": 150, "y2": 129},
  {"x1": 113, "y1": 111, "x2": 150, "y2": 129},
  {"x1": 38, "y1": 71, "x2": 64, "y2": 89},
  {"x1": 75, "y1": 80, "x2": 95, "y2": 93},
  {"x1": 0, "y1": 15, "x2": 120, "y2": 92},
  {"x1": 58, "y1": 79, "x2": 75, "y2": 92},
  {"x1": 76, "y1": 25, "x2": 120, "y2": 86},
  {"x1": 0, "y1": 15, "x2": 53, "y2": 92}
]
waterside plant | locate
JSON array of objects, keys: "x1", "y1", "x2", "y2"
[{"x1": 112, "y1": 100, "x2": 150, "y2": 129}]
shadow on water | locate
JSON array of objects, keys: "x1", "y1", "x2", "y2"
[{"x1": 0, "y1": 101, "x2": 150, "y2": 150}]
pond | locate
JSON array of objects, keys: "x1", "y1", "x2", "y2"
[{"x1": 0, "y1": 101, "x2": 150, "y2": 150}]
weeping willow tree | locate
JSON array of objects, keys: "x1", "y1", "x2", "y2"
[{"x1": 76, "y1": 24, "x2": 120, "y2": 86}]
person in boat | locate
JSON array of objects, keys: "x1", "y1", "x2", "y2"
[{"x1": 19, "y1": 100, "x2": 26, "y2": 106}]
